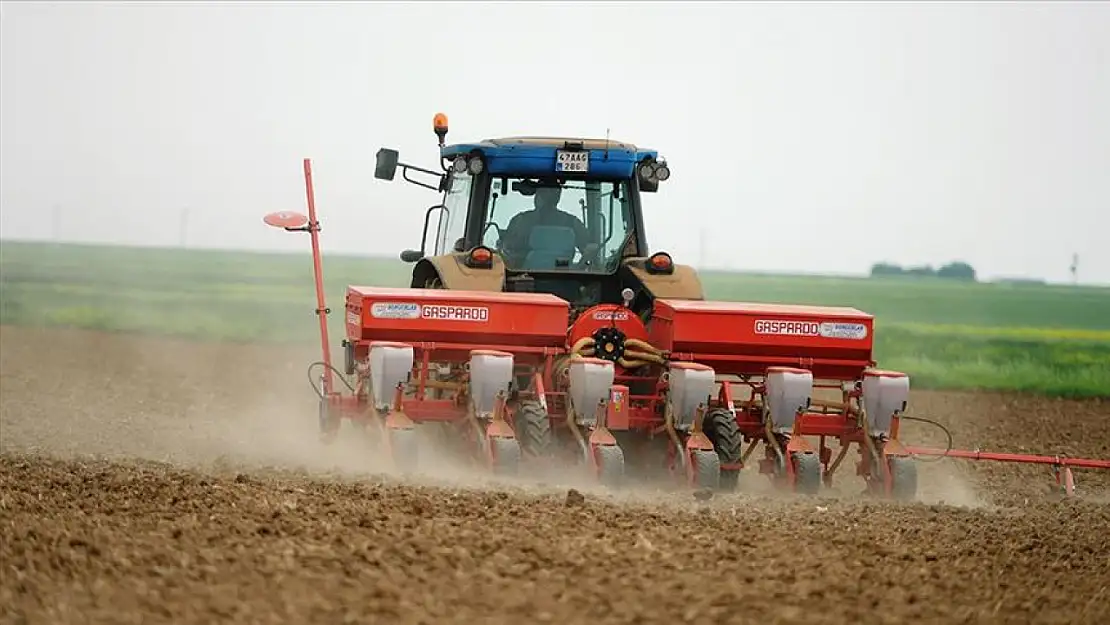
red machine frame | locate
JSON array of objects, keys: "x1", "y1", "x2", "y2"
[{"x1": 265, "y1": 158, "x2": 1110, "y2": 498}]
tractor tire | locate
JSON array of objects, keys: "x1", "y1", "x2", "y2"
[
  {"x1": 514, "y1": 400, "x2": 553, "y2": 460},
  {"x1": 888, "y1": 456, "x2": 918, "y2": 501},
  {"x1": 691, "y1": 449, "x2": 721, "y2": 490},
  {"x1": 792, "y1": 451, "x2": 822, "y2": 495},
  {"x1": 595, "y1": 445, "x2": 625, "y2": 488},
  {"x1": 702, "y1": 407, "x2": 743, "y2": 492}
]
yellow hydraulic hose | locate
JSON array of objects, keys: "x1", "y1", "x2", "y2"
[{"x1": 570, "y1": 336, "x2": 668, "y2": 369}]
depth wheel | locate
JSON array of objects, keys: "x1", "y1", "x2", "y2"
[
  {"x1": 514, "y1": 400, "x2": 553, "y2": 460},
  {"x1": 388, "y1": 428, "x2": 419, "y2": 475},
  {"x1": 792, "y1": 451, "x2": 822, "y2": 495},
  {"x1": 594, "y1": 445, "x2": 625, "y2": 488},
  {"x1": 887, "y1": 456, "x2": 918, "y2": 501},
  {"x1": 318, "y1": 397, "x2": 340, "y2": 445},
  {"x1": 488, "y1": 437, "x2": 521, "y2": 476},
  {"x1": 702, "y1": 407, "x2": 743, "y2": 492},
  {"x1": 690, "y1": 449, "x2": 721, "y2": 490}
]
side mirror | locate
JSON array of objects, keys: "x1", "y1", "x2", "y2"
[
  {"x1": 375, "y1": 148, "x2": 400, "y2": 181},
  {"x1": 400, "y1": 249, "x2": 423, "y2": 263}
]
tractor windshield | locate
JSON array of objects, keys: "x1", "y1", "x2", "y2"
[{"x1": 481, "y1": 177, "x2": 632, "y2": 273}]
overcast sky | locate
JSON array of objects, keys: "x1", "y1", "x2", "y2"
[{"x1": 2, "y1": 1, "x2": 1108, "y2": 284}]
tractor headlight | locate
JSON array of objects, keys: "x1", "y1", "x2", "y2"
[
  {"x1": 452, "y1": 157, "x2": 468, "y2": 174},
  {"x1": 655, "y1": 163, "x2": 671, "y2": 181},
  {"x1": 467, "y1": 155, "x2": 485, "y2": 175},
  {"x1": 638, "y1": 162, "x2": 656, "y2": 180}
]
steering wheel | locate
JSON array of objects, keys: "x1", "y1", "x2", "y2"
[
  {"x1": 480, "y1": 222, "x2": 507, "y2": 248},
  {"x1": 572, "y1": 243, "x2": 602, "y2": 269},
  {"x1": 484, "y1": 221, "x2": 528, "y2": 264}
]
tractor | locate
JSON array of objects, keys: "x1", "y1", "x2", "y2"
[
  {"x1": 366, "y1": 116, "x2": 740, "y2": 488},
  {"x1": 263, "y1": 113, "x2": 1110, "y2": 499}
]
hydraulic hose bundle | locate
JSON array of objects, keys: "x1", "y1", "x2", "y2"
[{"x1": 568, "y1": 336, "x2": 667, "y2": 369}]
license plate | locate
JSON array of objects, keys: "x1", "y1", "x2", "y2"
[{"x1": 555, "y1": 150, "x2": 589, "y2": 173}]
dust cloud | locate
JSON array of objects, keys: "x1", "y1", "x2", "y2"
[{"x1": 3, "y1": 324, "x2": 1108, "y2": 508}]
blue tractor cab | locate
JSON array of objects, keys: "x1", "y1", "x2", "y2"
[{"x1": 373, "y1": 113, "x2": 696, "y2": 310}]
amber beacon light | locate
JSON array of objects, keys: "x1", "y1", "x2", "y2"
[{"x1": 433, "y1": 112, "x2": 449, "y2": 147}]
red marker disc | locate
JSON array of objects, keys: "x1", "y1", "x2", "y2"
[{"x1": 263, "y1": 211, "x2": 309, "y2": 229}]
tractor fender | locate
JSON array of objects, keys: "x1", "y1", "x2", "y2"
[
  {"x1": 622, "y1": 257, "x2": 705, "y2": 300},
  {"x1": 410, "y1": 252, "x2": 506, "y2": 291}
]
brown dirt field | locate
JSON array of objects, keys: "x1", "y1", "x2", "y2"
[{"x1": 2, "y1": 325, "x2": 1109, "y2": 625}]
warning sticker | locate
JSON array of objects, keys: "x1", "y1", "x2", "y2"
[
  {"x1": 422, "y1": 305, "x2": 489, "y2": 322},
  {"x1": 610, "y1": 388, "x2": 625, "y2": 411},
  {"x1": 370, "y1": 302, "x2": 422, "y2": 319}
]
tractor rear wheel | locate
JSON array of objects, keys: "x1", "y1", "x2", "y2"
[
  {"x1": 514, "y1": 400, "x2": 553, "y2": 460},
  {"x1": 702, "y1": 407, "x2": 743, "y2": 492}
]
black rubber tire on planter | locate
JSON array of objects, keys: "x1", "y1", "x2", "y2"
[
  {"x1": 318, "y1": 397, "x2": 340, "y2": 445},
  {"x1": 515, "y1": 400, "x2": 553, "y2": 459},
  {"x1": 595, "y1": 445, "x2": 625, "y2": 488},
  {"x1": 887, "y1": 456, "x2": 918, "y2": 501},
  {"x1": 691, "y1": 449, "x2": 721, "y2": 490},
  {"x1": 792, "y1": 451, "x2": 822, "y2": 495},
  {"x1": 389, "y1": 428, "x2": 420, "y2": 475},
  {"x1": 489, "y1": 437, "x2": 521, "y2": 476},
  {"x1": 702, "y1": 407, "x2": 743, "y2": 492}
]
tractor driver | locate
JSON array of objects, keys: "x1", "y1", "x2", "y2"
[{"x1": 501, "y1": 183, "x2": 598, "y2": 263}]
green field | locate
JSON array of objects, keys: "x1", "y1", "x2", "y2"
[{"x1": 2, "y1": 240, "x2": 1109, "y2": 398}]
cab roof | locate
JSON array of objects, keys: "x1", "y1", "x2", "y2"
[
  {"x1": 466, "y1": 136, "x2": 642, "y2": 150},
  {"x1": 440, "y1": 136, "x2": 659, "y2": 179}
]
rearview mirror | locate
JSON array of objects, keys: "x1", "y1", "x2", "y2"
[
  {"x1": 513, "y1": 180, "x2": 536, "y2": 196},
  {"x1": 400, "y1": 249, "x2": 423, "y2": 263},
  {"x1": 375, "y1": 148, "x2": 400, "y2": 181}
]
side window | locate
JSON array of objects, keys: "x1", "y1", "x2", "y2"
[
  {"x1": 598, "y1": 184, "x2": 631, "y2": 269},
  {"x1": 436, "y1": 171, "x2": 472, "y2": 254}
]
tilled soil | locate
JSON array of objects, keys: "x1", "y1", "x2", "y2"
[{"x1": 2, "y1": 325, "x2": 1109, "y2": 624}]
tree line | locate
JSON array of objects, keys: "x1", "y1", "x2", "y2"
[{"x1": 870, "y1": 261, "x2": 977, "y2": 281}]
